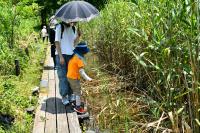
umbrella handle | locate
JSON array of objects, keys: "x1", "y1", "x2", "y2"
[
  {"x1": 77, "y1": 23, "x2": 81, "y2": 37},
  {"x1": 77, "y1": 23, "x2": 79, "y2": 29}
]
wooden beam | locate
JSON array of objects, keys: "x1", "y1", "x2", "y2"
[
  {"x1": 33, "y1": 90, "x2": 48, "y2": 133},
  {"x1": 45, "y1": 71, "x2": 56, "y2": 133},
  {"x1": 67, "y1": 112, "x2": 82, "y2": 133},
  {"x1": 55, "y1": 71, "x2": 69, "y2": 133},
  {"x1": 33, "y1": 47, "x2": 50, "y2": 133},
  {"x1": 41, "y1": 70, "x2": 48, "y2": 80}
]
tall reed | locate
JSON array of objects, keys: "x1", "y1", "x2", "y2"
[{"x1": 82, "y1": 0, "x2": 200, "y2": 131}]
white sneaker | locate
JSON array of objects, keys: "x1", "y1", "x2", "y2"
[
  {"x1": 69, "y1": 94, "x2": 76, "y2": 103},
  {"x1": 62, "y1": 97, "x2": 69, "y2": 105}
]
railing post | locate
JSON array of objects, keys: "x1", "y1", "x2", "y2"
[
  {"x1": 15, "y1": 59, "x2": 20, "y2": 76},
  {"x1": 25, "y1": 47, "x2": 29, "y2": 56}
]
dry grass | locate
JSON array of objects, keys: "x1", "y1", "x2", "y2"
[{"x1": 81, "y1": 57, "x2": 172, "y2": 132}]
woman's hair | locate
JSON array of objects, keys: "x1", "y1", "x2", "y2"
[
  {"x1": 62, "y1": 22, "x2": 71, "y2": 27},
  {"x1": 62, "y1": 22, "x2": 77, "y2": 27}
]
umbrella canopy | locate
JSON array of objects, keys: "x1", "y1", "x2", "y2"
[{"x1": 55, "y1": 1, "x2": 99, "y2": 23}]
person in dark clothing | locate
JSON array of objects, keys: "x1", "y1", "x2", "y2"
[
  {"x1": 49, "y1": 16, "x2": 57, "y2": 68},
  {"x1": 49, "y1": 28, "x2": 56, "y2": 68}
]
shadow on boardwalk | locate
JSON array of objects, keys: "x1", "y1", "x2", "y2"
[{"x1": 40, "y1": 97, "x2": 66, "y2": 114}]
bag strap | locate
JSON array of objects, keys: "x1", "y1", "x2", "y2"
[
  {"x1": 60, "y1": 22, "x2": 76, "y2": 39},
  {"x1": 61, "y1": 23, "x2": 64, "y2": 39}
]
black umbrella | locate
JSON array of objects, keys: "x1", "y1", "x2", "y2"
[{"x1": 55, "y1": 1, "x2": 99, "y2": 23}]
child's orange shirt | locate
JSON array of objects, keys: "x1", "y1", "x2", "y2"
[{"x1": 67, "y1": 55, "x2": 84, "y2": 80}]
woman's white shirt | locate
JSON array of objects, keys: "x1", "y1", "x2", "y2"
[{"x1": 55, "y1": 24, "x2": 77, "y2": 55}]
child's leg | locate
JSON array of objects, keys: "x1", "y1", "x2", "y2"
[
  {"x1": 67, "y1": 78, "x2": 81, "y2": 105},
  {"x1": 76, "y1": 95, "x2": 81, "y2": 107},
  {"x1": 68, "y1": 79, "x2": 87, "y2": 113}
]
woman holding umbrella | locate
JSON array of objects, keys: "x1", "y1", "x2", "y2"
[
  {"x1": 54, "y1": 1, "x2": 99, "y2": 105},
  {"x1": 55, "y1": 22, "x2": 80, "y2": 105}
]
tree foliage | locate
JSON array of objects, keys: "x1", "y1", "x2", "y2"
[
  {"x1": 0, "y1": 0, "x2": 40, "y2": 75},
  {"x1": 0, "y1": 0, "x2": 43, "y2": 132}
]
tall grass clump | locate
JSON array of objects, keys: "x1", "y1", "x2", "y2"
[{"x1": 82, "y1": 0, "x2": 200, "y2": 132}]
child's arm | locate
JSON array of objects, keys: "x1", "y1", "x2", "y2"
[{"x1": 79, "y1": 68, "x2": 92, "y2": 81}]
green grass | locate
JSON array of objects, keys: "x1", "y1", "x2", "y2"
[{"x1": 0, "y1": 37, "x2": 46, "y2": 132}]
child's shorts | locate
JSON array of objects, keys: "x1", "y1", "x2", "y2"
[{"x1": 67, "y1": 78, "x2": 81, "y2": 96}]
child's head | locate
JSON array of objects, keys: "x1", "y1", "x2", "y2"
[{"x1": 74, "y1": 42, "x2": 90, "y2": 56}]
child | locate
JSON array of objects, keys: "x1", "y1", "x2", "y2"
[{"x1": 67, "y1": 42, "x2": 92, "y2": 114}]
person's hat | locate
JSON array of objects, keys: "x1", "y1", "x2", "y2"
[
  {"x1": 49, "y1": 15, "x2": 55, "y2": 21},
  {"x1": 74, "y1": 42, "x2": 90, "y2": 55},
  {"x1": 49, "y1": 16, "x2": 58, "y2": 28}
]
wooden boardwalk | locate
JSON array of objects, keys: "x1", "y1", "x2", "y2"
[{"x1": 33, "y1": 47, "x2": 82, "y2": 133}]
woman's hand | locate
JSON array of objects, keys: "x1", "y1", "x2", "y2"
[{"x1": 60, "y1": 56, "x2": 65, "y2": 65}]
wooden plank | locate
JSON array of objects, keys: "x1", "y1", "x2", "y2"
[
  {"x1": 67, "y1": 112, "x2": 82, "y2": 133},
  {"x1": 45, "y1": 70, "x2": 56, "y2": 133},
  {"x1": 33, "y1": 93, "x2": 47, "y2": 133},
  {"x1": 49, "y1": 68, "x2": 54, "y2": 80},
  {"x1": 55, "y1": 71, "x2": 69, "y2": 133},
  {"x1": 33, "y1": 46, "x2": 53, "y2": 133},
  {"x1": 33, "y1": 55, "x2": 49, "y2": 133},
  {"x1": 41, "y1": 70, "x2": 48, "y2": 80},
  {"x1": 49, "y1": 54, "x2": 54, "y2": 67},
  {"x1": 44, "y1": 46, "x2": 50, "y2": 66}
]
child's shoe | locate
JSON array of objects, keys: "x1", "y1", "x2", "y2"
[
  {"x1": 74, "y1": 106, "x2": 87, "y2": 114},
  {"x1": 69, "y1": 94, "x2": 76, "y2": 105}
]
